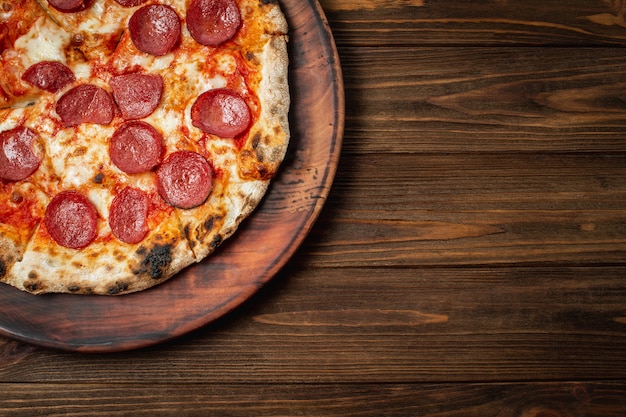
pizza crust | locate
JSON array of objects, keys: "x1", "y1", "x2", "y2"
[
  {"x1": 0, "y1": 226, "x2": 23, "y2": 280},
  {"x1": 11, "y1": 218, "x2": 196, "y2": 295},
  {"x1": 239, "y1": 34, "x2": 290, "y2": 181}
]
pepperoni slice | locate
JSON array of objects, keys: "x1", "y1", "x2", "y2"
[
  {"x1": 156, "y1": 151, "x2": 212, "y2": 209},
  {"x1": 56, "y1": 84, "x2": 115, "y2": 127},
  {"x1": 128, "y1": 4, "x2": 181, "y2": 56},
  {"x1": 109, "y1": 121, "x2": 163, "y2": 174},
  {"x1": 109, "y1": 187, "x2": 149, "y2": 244},
  {"x1": 48, "y1": 0, "x2": 95, "y2": 13},
  {"x1": 187, "y1": 0, "x2": 241, "y2": 46},
  {"x1": 0, "y1": 127, "x2": 42, "y2": 181},
  {"x1": 114, "y1": 0, "x2": 147, "y2": 7},
  {"x1": 44, "y1": 191, "x2": 98, "y2": 249},
  {"x1": 191, "y1": 88, "x2": 251, "y2": 138},
  {"x1": 110, "y1": 73, "x2": 163, "y2": 120},
  {"x1": 22, "y1": 61, "x2": 75, "y2": 93}
]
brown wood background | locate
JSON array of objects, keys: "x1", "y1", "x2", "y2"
[{"x1": 2, "y1": 0, "x2": 626, "y2": 414}]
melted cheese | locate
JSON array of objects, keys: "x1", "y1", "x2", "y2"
[
  {"x1": 132, "y1": 54, "x2": 175, "y2": 72},
  {"x1": 88, "y1": 187, "x2": 112, "y2": 221},
  {"x1": 46, "y1": 125, "x2": 115, "y2": 189},
  {"x1": 77, "y1": 1, "x2": 127, "y2": 34},
  {"x1": 14, "y1": 17, "x2": 71, "y2": 65},
  {"x1": 0, "y1": 108, "x2": 26, "y2": 132},
  {"x1": 72, "y1": 63, "x2": 92, "y2": 80}
]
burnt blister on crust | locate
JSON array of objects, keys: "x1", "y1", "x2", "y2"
[
  {"x1": 203, "y1": 216, "x2": 216, "y2": 234},
  {"x1": 135, "y1": 244, "x2": 173, "y2": 279},
  {"x1": 23, "y1": 280, "x2": 40, "y2": 292},
  {"x1": 251, "y1": 132, "x2": 263, "y2": 155},
  {"x1": 107, "y1": 281, "x2": 129, "y2": 295},
  {"x1": 0, "y1": 259, "x2": 5, "y2": 278},
  {"x1": 211, "y1": 234, "x2": 223, "y2": 249},
  {"x1": 203, "y1": 218, "x2": 225, "y2": 249},
  {"x1": 183, "y1": 225, "x2": 195, "y2": 250},
  {"x1": 185, "y1": 215, "x2": 224, "y2": 250},
  {"x1": 24, "y1": 271, "x2": 43, "y2": 293}
]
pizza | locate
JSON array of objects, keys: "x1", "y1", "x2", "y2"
[{"x1": 0, "y1": 0, "x2": 290, "y2": 295}]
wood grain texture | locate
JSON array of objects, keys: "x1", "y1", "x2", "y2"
[
  {"x1": 0, "y1": 382, "x2": 625, "y2": 416},
  {"x1": 341, "y1": 47, "x2": 626, "y2": 153},
  {"x1": 1, "y1": 266, "x2": 625, "y2": 384},
  {"x1": 303, "y1": 153, "x2": 626, "y2": 266},
  {"x1": 323, "y1": 0, "x2": 626, "y2": 46},
  {"x1": 2, "y1": 0, "x2": 626, "y2": 413}
]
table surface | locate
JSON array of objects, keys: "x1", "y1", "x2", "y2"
[{"x1": 2, "y1": 0, "x2": 626, "y2": 415}]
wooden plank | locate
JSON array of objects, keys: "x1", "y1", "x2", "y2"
[
  {"x1": 327, "y1": 153, "x2": 626, "y2": 211},
  {"x1": 298, "y1": 152, "x2": 626, "y2": 266},
  {"x1": 307, "y1": 209, "x2": 626, "y2": 266},
  {"x1": 0, "y1": 381, "x2": 625, "y2": 416},
  {"x1": 340, "y1": 47, "x2": 626, "y2": 154},
  {"x1": 323, "y1": 0, "x2": 626, "y2": 46},
  {"x1": 1, "y1": 266, "x2": 626, "y2": 383}
]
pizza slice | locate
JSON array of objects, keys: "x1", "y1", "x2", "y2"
[
  {"x1": 0, "y1": 181, "x2": 49, "y2": 284},
  {"x1": 10, "y1": 108, "x2": 197, "y2": 295},
  {"x1": 10, "y1": 185, "x2": 196, "y2": 294},
  {"x1": 0, "y1": 101, "x2": 63, "y2": 288}
]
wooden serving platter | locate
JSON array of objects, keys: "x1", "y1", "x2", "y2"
[{"x1": 0, "y1": 0, "x2": 344, "y2": 352}]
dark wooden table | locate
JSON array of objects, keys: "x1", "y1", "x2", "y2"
[{"x1": 2, "y1": 0, "x2": 626, "y2": 414}]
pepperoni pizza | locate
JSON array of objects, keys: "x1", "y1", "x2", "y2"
[{"x1": 0, "y1": 0, "x2": 289, "y2": 294}]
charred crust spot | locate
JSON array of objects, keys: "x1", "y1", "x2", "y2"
[
  {"x1": 24, "y1": 281, "x2": 39, "y2": 292},
  {"x1": 93, "y1": 173, "x2": 104, "y2": 184},
  {"x1": 108, "y1": 282, "x2": 129, "y2": 295},
  {"x1": 183, "y1": 225, "x2": 196, "y2": 250},
  {"x1": 211, "y1": 234, "x2": 223, "y2": 249},
  {"x1": 256, "y1": 164, "x2": 269, "y2": 179},
  {"x1": 136, "y1": 244, "x2": 172, "y2": 280},
  {"x1": 68, "y1": 285, "x2": 80, "y2": 292},
  {"x1": 251, "y1": 132, "x2": 262, "y2": 149},
  {"x1": 0, "y1": 259, "x2": 5, "y2": 277},
  {"x1": 204, "y1": 216, "x2": 216, "y2": 233}
]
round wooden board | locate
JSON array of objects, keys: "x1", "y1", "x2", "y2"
[{"x1": 0, "y1": 0, "x2": 344, "y2": 352}]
